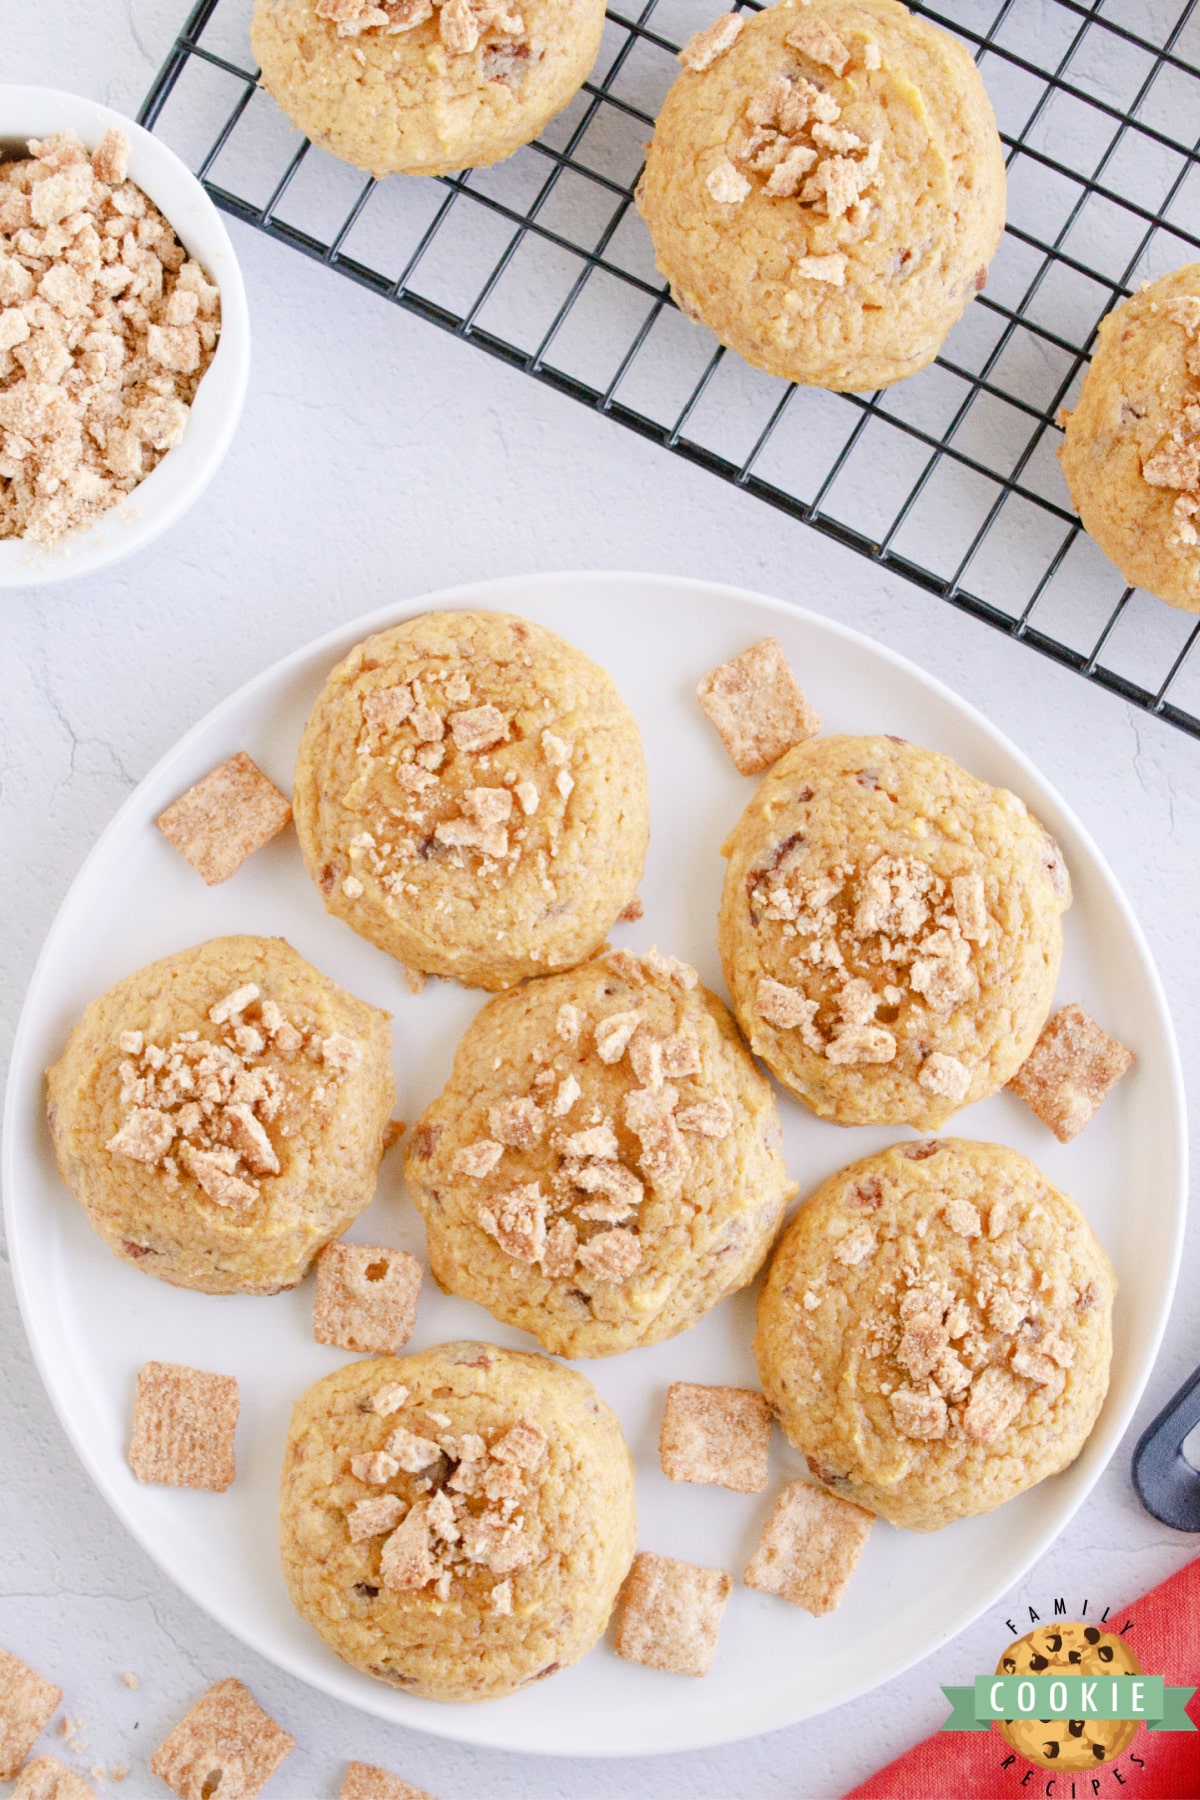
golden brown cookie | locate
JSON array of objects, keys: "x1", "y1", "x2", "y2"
[
  {"x1": 294, "y1": 610, "x2": 650, "y2": 991},
  {"x1": 1060, "y1": 264, "x2": 1200, "y2": 612},
  {"x1": 46, "y1": 935, "x2": 395, "y2": 1295},
  {"x1": 717, "y1": 734, "x2": 1070, "y2": 1129},
  {"x1": 404, "y1": 947, "x2": 795, "y2": 1356},
  {"x1": 278, "y1": 1342, "x2": 637, "y2": 1700},
  {"x1": 637, "y1": 0, "x2": 1006, "y2": 391},
  {"x1": 252, "y1": 0, "x2": 605, "y2": 177},
  {"x1": 754, "y1": 1139, "x2": 1115, "y2": 1531}
]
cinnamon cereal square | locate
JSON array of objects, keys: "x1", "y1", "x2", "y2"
[
  {"x1": 127, "y1": 1362, "x2": 239, "y2": 1492},
  {"x1": 156, "y1": 752, "x2": 292, "y2": 885},
  {"x1": 1007, "y1": 1004, "x2": 1134, "y2": 1142},
  {"x1": 0, "y1": 1649, "x2": 61, "y2": 1780},
  {"x1": 151, "y1": 1678, "x2": 294, "y2": 1799},
  {"x1": 614, "y1": 1552, "x2": 732, "y2": 1677},
  {"x1": 659, "y1": 1382, "x2": 772, "y2": 1494},
  {"x1": 341, "y1": 1764, "x2": 436, "y2": 1800},
  {"x1": 743, "y1": 1479, "x2": 873, "y2": 1615},
  {"x1": 12, "y1": 1758, "x2": 96, "y2": 1799},
  {"x1": 696, "y1": 638, "x2": 821, "y2": 775},
  {"x1": 314, "y1": 1243, "x2": 422, "y2": 1355}
]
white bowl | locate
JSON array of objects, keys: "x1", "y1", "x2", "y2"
[{"x1": 0, "y1": 85, "x2": 250, "y2": 588}]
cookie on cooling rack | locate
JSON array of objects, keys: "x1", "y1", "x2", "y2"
[
  {"x1": 403, "y1": 946, "x2": 795, "y2": 1356},
  {"x1": 252, "y1": 0, "x2": 606, "y2": 177},
  {"x1": 278, "y1": 1341, "x2": 637, "y2": 1701},
  {"x1": 45, "y1": 935, "x2": 395, "y2": 1295},
  {"x1": 636, "y1": 0, "x2": 1006, "y2": 392},
  {"x1": 293, "y1": 610, "x2": 650, "y2": 991},
  {"x1": 755, "y1": 1138, "x2": 1115, "y2": 1532},
  {"x1": 1060, "y1": 263, "x2": 1200, "y2": 613},
  {"x1": 717, "y1": 734, "x2": 1070, "y2": 1129}
]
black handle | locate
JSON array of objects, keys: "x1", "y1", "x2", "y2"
[{"x1": 1132, "y1": 1360, "x2": 1200, "y2": 1531}]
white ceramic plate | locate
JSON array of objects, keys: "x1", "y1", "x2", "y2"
[
  {"x1": 0, "y1": 86, "x2": 250, "y2": 589},
  {"x1": 4, "y1": 572, "x2": 1186, "y2": 1757}
]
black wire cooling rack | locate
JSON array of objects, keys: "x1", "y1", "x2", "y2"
[{"x1": 140, "y1": 0, "x2": 1200, "y2": 739}]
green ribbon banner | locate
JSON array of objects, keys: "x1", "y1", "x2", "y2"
[{"x1": 940, "y1": 1676, "x2": 1197, "y2": 1732}]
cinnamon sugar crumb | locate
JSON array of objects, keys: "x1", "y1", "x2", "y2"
[
  {"x1": 697, "y1": 637, "x2": 821, "y2": 774},
  {"x1": 679, "y1": 12, "x2": 743, "y2": 70},
  {"x1": 156, "y1": 752, "x2": 291, "y2": 885},
  {"x1": 1007, "y1": 1004, "x2": 1133, "y2": 1142}
]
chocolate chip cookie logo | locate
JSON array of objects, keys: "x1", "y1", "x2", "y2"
[{"x1": 941, "y1": 1609, "x2": 1197, "y2": 1778}]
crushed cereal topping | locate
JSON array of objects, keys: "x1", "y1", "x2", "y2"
[
  {"x1": 680, "y1": 12, "x2": 743, "y2": 71},
  {"x1": 0, "y1": 130, "x2": 220, "y2": 547}
]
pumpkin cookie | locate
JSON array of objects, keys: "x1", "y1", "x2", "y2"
[
  {"x1": 1059, "y1": 264, "x2": 1200, "y2": 613},
  {"x1": 717, "y1": 734, "x2": 1070, "y2": 1129},
  {"x1": 294, "y1": 610, "x2": 649, "y2": 991},
  {"x1": 46, "y1": 935, "x2": 395, "y2": 1295},
  {"x1": 278, "y1": 1341, "x2": 636, "y2": 1700},
  {"x1": 252, "y1": 0, "x2": 605, "y2": 177},
  {"x1": 404, "y1": 947, "x2": 795, "y2": 1356},
  {"x1": 996, "y1": 1624, "x2": 1141, "y2": 1770},
  {"x1": 754, "y1": 1139, "x2": 1115, "y2": 1532},
  {"x1": 637, "y1": 0, "x2": 1006, "y2": 391}
]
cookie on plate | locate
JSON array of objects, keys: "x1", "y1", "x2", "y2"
[
  {"x1": 754, "y1": 1139, "x2": 1115, "y2": 1532},
  {"x1": 278, "y1": 1341, "x2": 636, "y2": 1701},
  {"x1": 252, "y1": 0, "x2": 605, "y2": 178},
  {"x1": 404, "y1": 946, "x2": 795, "y2": 1356},
  {"x1": 46, "y1": 936, "x2": 395, "y2": 1295},
  {"x1": 996, "y1": 1624, "x2": 1141, "y2": 1771},
  {"x1": 636, "y1": 0, "x2": 1006, "y2": 392},
  {"x1": 1059, "y1": 264, "x2": 1200, "y2": 613},
  {"x1": 294, "y1": 610, "x2": 650, "y2": 992},
  {"x1": 717, "y1": 734, "x2": 1070, "y2": 1129}
]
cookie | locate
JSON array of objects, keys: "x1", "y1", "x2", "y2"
[
  {"x1": 717, "y1": 734, "x2": 1071, "y2": 1129},
  {"x1": 754, "y1": 1139, "x2": 1115, "y2": 1532},
  {"x1": 278, "y1": 1341, "x2": 637, "y2": 1701},
  {"x1": 45, "y1": 936, "x2": 395, "y2": 1295},
  {"x1": 404, "y1": 947, "x2": 795, "y2": 1356},
  {"x1": 1059, "y1": 264, "x2": 1200, "y2": 613},
  {"x1": 252, "y1": 0, "x2": 605, "y2": 177},
  {"x1": 996, "y1": 1624, "x2": 1141, "y2": 1771},
  {"x1": 637, "y1": 0, "x2": 1006, "y2": 392},
  {"x1": 294, "y1": 611, "x2": 650, "y2": 991}
]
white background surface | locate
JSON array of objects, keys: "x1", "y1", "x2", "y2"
[{"x1": 2, "y1": 4, "x2": 1199, "y2": 1796}]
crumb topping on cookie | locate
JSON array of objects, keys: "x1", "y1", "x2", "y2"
[
  {"x1": 679, "y1": 12, "x2": 743, "y2": 72},
  {"x1": 456, "y1": 949, "x2": 732, "y2": 1284},
  {"x1": 314, "y1": 0, "x2": 528, "y2": 71},
  {"x1": 749, "y1": 843, "x2": 990, "y2": 1072},
  {"x1": 343, "y1": 1393, "x2": 549, "y2": 1607},
  {"x1": 0, "y1": 130, "x2": 220, "y2": 547},
  {"x1": 713, "y1": 24, "x2": 883, "y2": 220},
  {"x1": 106, "y1": 984, "x2": 361, "y2": 1208},
  {"x1": 337, "y1": 663, "x2": 586, "y2": 902},
  {"x1": 799, "y1": 1172, "x2": 1090, "y2": 1452},
  {"x1": 1130, "y1": 296, "x2": 1200, "y2": 549}
]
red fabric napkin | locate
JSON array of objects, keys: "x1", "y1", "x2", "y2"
[{"x1": 844, "y1": 1555, "x2": 1200, "y2": 1799}]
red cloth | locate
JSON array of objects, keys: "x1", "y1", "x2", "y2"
[{"x1": 844, "y1": 1556, "x2": 1200, "y2": 1799}]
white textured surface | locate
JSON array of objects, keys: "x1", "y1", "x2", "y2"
[{"x1": 1, "y1": 5, "x2": 1198, "y2": 1797}]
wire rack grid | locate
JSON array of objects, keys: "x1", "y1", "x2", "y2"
[{"x1": 139, "y1": 0, "x2": 1200, "y2": 739}]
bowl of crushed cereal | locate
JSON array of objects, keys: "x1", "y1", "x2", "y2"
[{"x1": 0, "y1": 87, "x2": 249, "y2": 587}]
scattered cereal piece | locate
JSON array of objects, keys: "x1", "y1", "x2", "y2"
[
  {"x1": 12, "y1": 1758, "x2": 96, "y2": 1799},
  {"x1": 0, "y1": 1649, "x2": 61, "y2": 1781},
  {"x1": 1007, "y1": 1004, "x2": 1134, "y2": 1142},
  {"x1": 614, "y1": 1552, "x2": 732, "y2": 1677},
  {"x1": 659, "y1": 1383, "x2": 772, "y2": 1494},
  {"x1": 679, "y1": 12, "x2": 743, "y2": 71},
  {"x1": 156, "y1": 753, "x2": 292, "y2": 885},
  {"x1": 696, "y1": 638, "x2": 820, "y2": 775},
  {"x1": 403, "y1": 965, "x2": 427, "y2": 995},
  {"x1": 150, "y1": 1678, "x2": 295, "y2": 1800},
  {"x1": 121, "y1": 1673, "x2": 139, "y2": 1692},
  {"x1": 127, "y1": 1361, "x2": 239, "y2": 1492},
  {"x1": 313, "y1": 1243, "x2": 422, "y2": 1355},
  {"x1": 743, "y1": 1479, "x2": 873, "y2": 1615},
  {"x1": 341, "y1": 1765, "x2": 437, "y2": 1800},
  {"x1": 619, "y1": 896, "x2": 645, "y2": 922}
]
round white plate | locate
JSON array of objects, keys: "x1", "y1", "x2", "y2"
[{"x1": 4, "y1": 572, "x2": 1186, "y2": 1757}]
